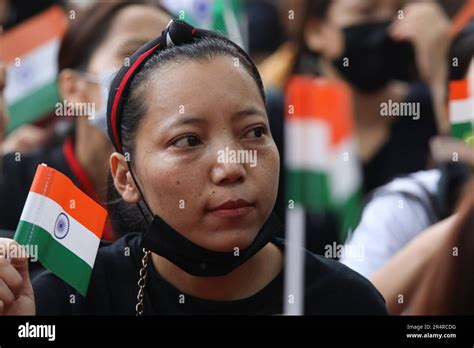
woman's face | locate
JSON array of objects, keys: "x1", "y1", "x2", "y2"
[{"x1": 120, "y1": 56, "x2": 280, "y2": 252}]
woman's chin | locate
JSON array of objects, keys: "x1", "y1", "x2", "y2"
[{"x1": 197, "y1": 230, "x2": 259, "y2": 253}]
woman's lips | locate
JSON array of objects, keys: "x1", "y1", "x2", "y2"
[{"x1": 208, "y1": 199, "x2": 255, "y2": 217}]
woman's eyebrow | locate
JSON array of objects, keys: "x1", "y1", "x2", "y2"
[
  {"x1": 163, "y1": 116, "x2": 208, "y2": 132},
  {"x1": 232, "y1": 107, "x2": 266, "y2": 120},
  {"x1": 162, "y1": 108, "x2": 265, "y2": 132}
]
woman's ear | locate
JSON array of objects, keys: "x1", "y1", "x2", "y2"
[
  {"x1": 110, "y1": 152, "x2": 140, "y2": 203},
  {"x1": 58, "y1": 68, "x2": 89, "y2": 104}
]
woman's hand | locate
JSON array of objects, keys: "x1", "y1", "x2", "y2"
[
  {"x1": 0, "y1": 238, "x2": 35, "y2": 315},
  {"x1": 389, "y1": 2, "x2": 451, "y2": 133},
  {"x1": 390, "y1": 2, "x2": 450, "y2": 86},
  {"x1": 1, "y1": 124, "x2": 51, "y2": 155}
]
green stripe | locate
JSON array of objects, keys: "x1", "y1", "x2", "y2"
[
  {"x1": 451, "y1": 122, "x2": 473, "y2": 141},
  {"x1": 334, "y1": 190, "x2": 362, "y2": 242},
  {"x1": 14, "y1": 220, "x2": 92, "y2": 296},
  {"x1": 286, "y1": 168, "x2": 362, "y2": 242},
  {"x1": 286, "y1": 169, "x2": 331, "y2": 211},
  {"x1": 7, "y1": 81, "x2": 59, "y2": 133}
]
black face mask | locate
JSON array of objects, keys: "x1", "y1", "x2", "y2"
[
  {"x1": 332, "y1": 21, "x2": 418, "y2": 92},
  {"x1": 140, "y1": 211, "x2": 282, "y2": 277}
]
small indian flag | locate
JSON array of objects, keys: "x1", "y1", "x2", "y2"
[
  {"x1": 449, "y1": 76, "x2": 474, "y2": 143},
  {"x1": 0, "y1": 6, "x2": 67, "y2": 133},
  {"x1": 14, "y1": 164, "x2": 107, "y2": 296}
]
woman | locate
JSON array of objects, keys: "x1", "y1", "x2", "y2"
[{"x1": 0, "y1": 20, "x2": 387, "y2": 316}]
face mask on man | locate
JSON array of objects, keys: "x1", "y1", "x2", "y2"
[{"x1": 332, "y1": 21, "x2": 419, "y2": 92}]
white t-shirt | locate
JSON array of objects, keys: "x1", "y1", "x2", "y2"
[{"x1": 340, "y1": 170, "x2": 441, "y2": 278}]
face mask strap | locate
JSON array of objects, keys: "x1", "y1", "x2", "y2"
[{"x1": 123, "y1": 159, "x2": 154, "y2": 228}]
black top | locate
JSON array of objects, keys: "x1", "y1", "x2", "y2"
[
  {"x1": 0, "y1": 142, "x2": 74, "y2": 231},
  {"x1": 33, "y1": 233, "x2": 387, "y2": 315},
  {"x1": 362, "y1": 82, "x2": 438, "y2": 193}
]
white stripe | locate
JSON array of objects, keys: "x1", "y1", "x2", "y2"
[
  {"x1": 329, "y1": 137, "x2": 362, "y2": 202},
  {"x1": 19, "y1": 192, "x2": 100, "y2": 268},
  {"x1": 5, "y1": 39, "x2": 59, "y2": 104},
  {"x1": 284, "y1": 206, "x2": 305, "y2": 315},
  {"x1": 285, "y1": 119, "x2": 330, "y2": 170},
  {"x1": 449, "y1": 98, "x2": 474, "y2": 124}
]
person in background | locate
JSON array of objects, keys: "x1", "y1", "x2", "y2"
[
  {"x1": 369, "y1": 179, "x2": 474, "y2": 314},
  {"x1": 302, "y1": 0, "x2": 450, "y2": 192},
  {"x1": 0, "y1": 1, "x2": 171, "y2": 240},
  {"x1": 257, "y1": 0, "x2": 453, "y2": 255},
  {"x1": 408, "y1": 180, "x2": 474, "y2": 315},
  {"x1": 340, "y1": 19, "x2": 474, "y2": 278},
  {"x1": 246, "y1": 0, "x2": 285, "y2": 65}
]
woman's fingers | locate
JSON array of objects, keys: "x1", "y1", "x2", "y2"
[
  {"x1": 0, "y1": 258, "x2": 23, "y2": 294},
  {"x1": 0, "y1": 278, "x2": 16, "y2": 309},
  {"x1": 0, "y1": 239, "x2": 35, "y2": 315},
  {"x1": 0, "y1": 238, "x2": 30, "y2": 277}
]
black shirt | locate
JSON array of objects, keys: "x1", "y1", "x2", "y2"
[
  {"x1": 362, "y1": 82, "x2": 438, "y2": 193},
  {"x1": 33, "y1": 233, "x2": 387, "y2": 315},
  {"x1": 0, "y1": 142, "x2": 73, "y2": 232},
  {"x1": 0, "y1": 138, "x2": 117, "y2": 240}
]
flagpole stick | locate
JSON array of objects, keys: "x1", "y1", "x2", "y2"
[{"x1": 283, "y1": 205, "x2": 306, "y2": 315}]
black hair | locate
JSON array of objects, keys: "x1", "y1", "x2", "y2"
[
  {"x1": 108, "y1": 35, "x2": 266, "y2": 236},
  {"x1": 306, "y1": 0, "x2": 332, "y2": 20},
  {"x1": 58, "y1": 0, "x2": 170, "y2": 71}
]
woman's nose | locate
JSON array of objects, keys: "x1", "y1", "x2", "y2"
[{"x1": 211, "y1": 153, "x2": 247, "y2": 185}]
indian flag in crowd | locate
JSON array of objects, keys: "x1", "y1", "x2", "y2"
[
  {"x1": 285, "y1": 76, "x2": 362, "y2": 241},
  {"x1": 283, "y1": 76, "x2": 362, "y2": 314},
  {"x1": 449, "y1": 73, "x2": 474, "y2": 143},
  {"x1": 0, "y1": 6, "x2": 67, "y2": 133},
  {"x1": 14, "y1": 164, "x2": 107, "y2": 296},
  {"x1": 161, "y1": 0, "x2": 246, "y2": 48}
]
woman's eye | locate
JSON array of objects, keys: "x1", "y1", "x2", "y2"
[
  {"x1": 172, "y1": 135, "x2": 202, "y2": 148},
  {"x1": 243, "y1": 126, "x2": 267, "y2": 139}
]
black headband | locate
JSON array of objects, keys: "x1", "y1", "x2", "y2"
[{"x1": 106, "y1": 19, "x2": 264, "y2": 153}]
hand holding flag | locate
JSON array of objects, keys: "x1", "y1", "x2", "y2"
[{"x1": 0, "y1": 238, "x2": 35, "y2": 315}]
